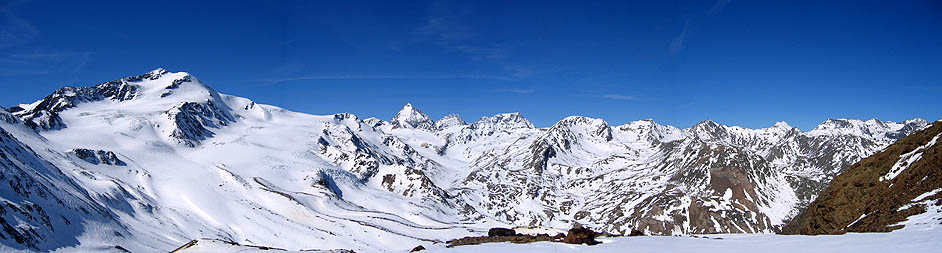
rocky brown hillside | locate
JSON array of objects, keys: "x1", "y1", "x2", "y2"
[{"x1": 784, "y1": 121, "x2": 942, "y2": 234}]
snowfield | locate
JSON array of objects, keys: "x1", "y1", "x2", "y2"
[
  {"x1": 437, "y1": 203, "x2": 942, "y2": 252},
  {"x1": 433, "y1": 230, "x2": 942, "y2": 253}
]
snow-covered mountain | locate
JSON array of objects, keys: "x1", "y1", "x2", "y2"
[{"x1": 0, "y1": 69, "x2": 930, "y2": 251}]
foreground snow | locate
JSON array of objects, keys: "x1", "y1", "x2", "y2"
[
  {"x1": 437, "y1": 211, "x2": 942, "y2": 252},
  {"x1": 173, "y1": 210, "x2": 942, "y2": 253},
  {"x1": 172, "y1": 229, "x2": 942, "y2": 253},
  {"x1": 435, "y1": 231, "x2": 941, "y2": 252}
]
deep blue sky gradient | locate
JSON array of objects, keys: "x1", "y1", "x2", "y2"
[{"x1": 1, "y1": 0, "x2": 940, "y2": 130}]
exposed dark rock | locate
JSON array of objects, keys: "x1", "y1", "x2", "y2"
[
  {"x1": 166, "y1": 100, "x2": 234, "y2": 147},
  {"x1": 446, "y1": 233, "x2": 561, "y2": 248},
  {"x1": 410, "y1": 245, "x2": 425, "y2": 252},
  {"x1": 487, "y1": 227, "x2": 516, "y2": 237},
  {"x1": 69, "y1": 149, "x2": 126, "y2": 166},
  {"x1": 628, "y1": 229, "x2": 645, "y2": 236},
  {"x1": 562, "y1": 226, "x2": 600, "y2": 245}
]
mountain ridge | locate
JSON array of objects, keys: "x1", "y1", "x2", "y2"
[
  {"x1": 784, "y1": 120, "x2": 942, "y2": 235},
  {"x1": 0, "y1": 69, "x2": 933, "y2": 251}
]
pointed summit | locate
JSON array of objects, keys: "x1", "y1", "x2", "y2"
[
  {"x1": 390, "y1": 103, "x2": 435, "y2": 130},
  {"x1": 691, "y1": 120, "x2": 730, "y2": 141},
  {"x1": 772, "y1": 121, "x2": 793, "y2": 129}
]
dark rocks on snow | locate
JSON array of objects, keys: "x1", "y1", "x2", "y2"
[
  {"x1": 410, "y1": 245, "x2": 425, "y2": 252},
  {"x1": 446, "y1": 233, "x2": 562, "y2": 248},
  {"x1": 70, "y1": 148, "x2": 126, "y2": 166},
  {"x1": 563, "y1": 226, "x2": 601, "y2": 245},
  {"x1": 487, "y1": 227, "x2": 516, "y2": 237}
]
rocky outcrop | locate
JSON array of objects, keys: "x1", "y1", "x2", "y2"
[
  {"x1": 487, "y1": 227, "x2": 516, "y2": 236},
  {"x1": 166, "y1": 100, "x2": 235, "y2": 147},
  {"x1": 69, "y1": 148, "x2": 126, "y2": 166},
  {"x1": 562, "y1": 226, "x2": 600, "y2": 245}
]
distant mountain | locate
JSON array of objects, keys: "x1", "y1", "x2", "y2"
[
  {"x1": 0, "y1": 69, "x2": 931, "y2": 251},
  {"x1": 784, "y1": 121, "x2": 942, "y2": 234},
  {"x1": 449, "y1": 115, "x2": 927, "y2": 235}
]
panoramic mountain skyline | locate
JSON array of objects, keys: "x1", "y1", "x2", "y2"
[
  {"x1": 1, "y1": 0, "x2": 941, "y2": 130},
  {"x1": 1, "y1": 68, "x2": 937, "y2": 251}
]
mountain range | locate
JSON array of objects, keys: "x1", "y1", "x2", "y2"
[{"x1": 0, "y1": 69, "x2": 933, "y2": 251}]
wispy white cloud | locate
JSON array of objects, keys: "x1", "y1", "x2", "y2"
[
  {"x1": 670, "y1": 0, "x2": 732, "y2": 55},
  {"x1": 711, "y1": 0, "x2": 733, "y2": 15},
  {"x1": 493, "y1": 88, "x2": 535, "y2": 94},
  {"x1": 669, "y1": 20, "x2": 692, "y2": 55},
  {"x1": 0, "y1": 1, "x2": 93, "y2": 79},
  {"x1": 413, "y1": 1, "x2": 532, "y2": 79},
  {"x1": 602, "y1": 94, "x2": 636, "y2": 100},
  {"x1": 255, "y1": 73, "x2": 513, "y2": 86},
  {"x1": 0, "y1": 51, "x2": 93, "y2": 77},
  {"x1": 0, "y1": 1, "x2": 39, "y2": 49}
]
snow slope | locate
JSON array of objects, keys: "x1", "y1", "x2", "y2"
[
  {"x1": 0, "y1": 69, "x2": 932, "y2": 251},
  {"x1": 432, "y1": 229, "x2": 942, "y2": 253}
]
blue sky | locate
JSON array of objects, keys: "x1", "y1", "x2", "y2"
[{"x1": 1, "y1": 0, "x2": 940, "y2": 130}]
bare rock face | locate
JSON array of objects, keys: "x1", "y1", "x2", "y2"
[
  {"x1": 410, "y1": 245, "x2": 425, "y2": 252},
  {"x1": 562, "y1": 226, "x2": 600, "y2": 245},
  {"x1": 69, "y1": 148, "x2": 126, "y2": 166},
  {"x1": 165, "y1": 100, "x2": 234, "y2": 147}
]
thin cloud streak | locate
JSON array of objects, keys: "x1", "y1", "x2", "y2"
[
  {"x1": 711, "y1": 0, "x2": 732, "y2": 15},
  {"x1": 255, "y1": 73, "x2": 514, "y2": 86},
  {"x1": 669, "y1": 20, "x2": 692, "y2": 55},
  {"x1": 602, "y1": 94, "x2": 635, "y2": 100},
  {"x1": 0, "y1": 52, "x2": 93, "y2": 77},
  {"x1": 0, "y1": 1, "x2": 39, "y2": 49},
  {"x1": 414, "y1": 2, "x2": 533, "y2": 79},
  {"x1": 670, "y1": 0, "x2": 732, "y2": 55},
  {"x1": 493, "y1": 88, "x2": 535, "y2": 94}
]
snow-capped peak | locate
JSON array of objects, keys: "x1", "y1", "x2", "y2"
[
  {"x1": 390, "y1": 103, "x2": 435, "y2": 130},
  {"x1": 814, "y1": 118, "x2": 862, "y2": 130},
  {"x1": 435, "y1": 114, "x2": 466, "y2": 129},
  {"x1": 772, "y1": 121, "x2": 793, "y2": 129},
  {"x1": 691, "y1": 120, "x2": 729, "y2": 140},
  {"x1": 148, "y1": 67, "x2": 169, "y2": 78},
  {"x1": 472, "y1": 112, "x2": 534, "y2": 130},
  {"x1": 544, "y1": 115, "x2": 613, "y2": 143},
  {"x1": 905, "y1": 118, "x2": 930, "y2": 126}
]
